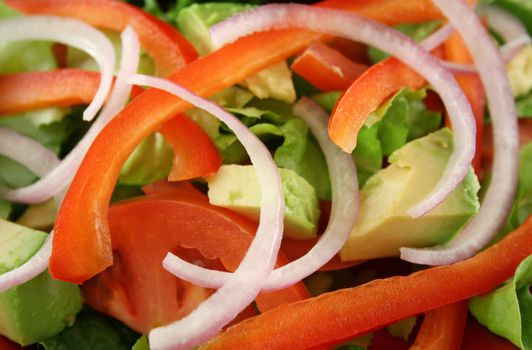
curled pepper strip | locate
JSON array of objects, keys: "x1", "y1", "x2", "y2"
[{"x1": 202, "y1": 217, "x2": 532, "y2": 350}]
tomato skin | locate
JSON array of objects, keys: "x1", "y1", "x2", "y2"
[
  {"x1": 461, "y1": 317, "x2": 519, "y2": 350},
  {"x1": 83, "y1": 191, "x2": 308, "y2": 334}
]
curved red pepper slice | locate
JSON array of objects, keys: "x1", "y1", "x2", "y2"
[
  {"x1": 5, "y1": 0, "x2": 198, "y2": 76},
  {"x1": 0, "y1": 69, "x2": 100, "y2": 115},
  {"x1": 328, "y1": 57, "x2": 427, "y2": 153},
  {"x1": 47, "y1": 1, "x2": 457, "y2": 284},
  {"x1": 203, "y1": 217, "x2": 532, "y2": 349}
]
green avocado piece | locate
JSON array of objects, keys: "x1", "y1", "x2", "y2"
[
  {"x1": 0, "y1": 219, "x2": 82, "y2": 346},
  {"x1": 207, "y1": 164, "x2": 320, "y2": 239},
  {"x1": 340, "y1": 128, "x2": 480, "y2": 261}
]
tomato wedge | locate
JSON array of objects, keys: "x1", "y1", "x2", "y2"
[
  {"x1": 48, "y1": 0, "x2": 459, "y2": 284},
  {"x1": 461, "y1": 317, "x2": 519, "y2": 350},
  {"x1": 0, "y1": 69, "x2": 99, "y2": 115},
  {"x1": 83, "y1": 190, "x2": 308, "y2": 334},
  {"x1": 5, "y1": 0, "x2": 198, "y2": 76}
]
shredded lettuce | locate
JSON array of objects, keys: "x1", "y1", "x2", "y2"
[{"x1": 469, "y1": 254, "x2": 532, "y2": 349}]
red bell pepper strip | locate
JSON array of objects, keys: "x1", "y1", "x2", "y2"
[
  {"x1": 291, "y1": 41, "x2": 367, "y2": 91},
  {"x1": 444, "y1": 32, "x2": 485, "y2": 173},
  {"x1": 409, "y1": 302, "x2": 468, "y2": 350},
  {"x1": 202, "y1": 217, "x2": 532, "y2": 350},
  {"x1": 83, "y1": 190, "x2": 308, "y2": 333},
  {"x1": 0, "y1": 69, "x2": 100, "y2": 115},
  {"x1": 0, "y1": 336, "x2": 23, "y2": 350},
  {"x1": 158, "y1": 114, "x2": 222, "y2": 181},
  {"x1": 328, "y1": 57, "x2": 427, "y2": 152},
  {"x1": 48, "y1": 0, "x2": 458, "y2": 284},
  {"x1": 5, "y1": 0, "x2": 198, "y2": 77}
]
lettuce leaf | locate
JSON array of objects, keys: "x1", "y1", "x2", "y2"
[
  {"x1": 39, "y1": 308, "x2": 139, "y2": 350},
  {"x1": 469, "y1": 254, "x2": 532, "y2": 349},
  {"x1": 367, "y1": 21, "x2": 441, "y2": 63},
  {"x1": 516, "y1": 92, "x2": 532, "y2": 117},
  {"x1": 118, "y1": 133, "x2": 174, "y2": 186},
  {"x1": 0, "y1": 199, "x2": 10, "y2": 220},
  {"x1": 492, "y1": 0, "x2": 532, "y2": 35}
]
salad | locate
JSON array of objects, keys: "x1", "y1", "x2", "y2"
[{"x1": 0, "y1": 0, "x2": 531, "y2": 349}]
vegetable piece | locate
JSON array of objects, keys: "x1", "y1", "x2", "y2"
[
  {"x1": 444, "y1": 31, "x2": 485, "y2": 173},
  {"x1": 5, "y1": 0, "x2": 197, "y2": 76},
  {"x1": 202, "y1": 216, "x2": 532, "y2": 350},
  {"x1": 159, "y1": 114, "x2": 222, "y2": 181},
  {"x1": 0, "y1": 15, "x2": 115, "y2": 122},
  {"x1": 410, "y1": 302, "x2": 468, "y2": 350},
  {"x1": 329, "y1": 58, "x2": 425, "y2": 151},
  {"x1": 469, "y1": 255, "x2": 532, "y2": 349},
  {"x1": 49, "y1": 0, "x2": 460, "y2": 283},
  {"x1": 0, "y1": 69, "x2": 99, "y2": 115},
  {"x1": 401, "y1": 0, "x2": 520, "y2": 265},
  {"x1": 291, "y1": 41, "x2": 367, "y2": 91},
  {"x1": 83, "y1": 190, "x2": 306, "y2": 333}
]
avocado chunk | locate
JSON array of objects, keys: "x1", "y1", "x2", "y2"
[
  {"x1": 208, "y1": 165, "x2": 320, "y2": 239},
  {"x1": 340, "y1": 128, "x2": 480, "y2": 261},
  {"x1": 0, "y1": 219, "x2": 82, "y2": 346}
]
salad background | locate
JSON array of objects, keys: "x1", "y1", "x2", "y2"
[{"x1": 0, "y1": 0, "x2": 531, "y2": 349}]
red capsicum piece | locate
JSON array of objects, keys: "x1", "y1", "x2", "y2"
[
  {"x1": 410, "y1": 302, "x2": 468, "y2": 350},
  {"x1": 83, "y1": 189, "x2": 308, "y2": 333},
  {"x1": 158, "y1": 114, "x2": 222, "y2": 181},
  {"x1": 462, "y1": 317, "x2": 520, "y2": 350},
  {"x1": 291, "y1": 41, "x2": 367, "y2": 91},
  {"x1": 444, "y1": 32, "x2": 485, "y2": 174},
  {"x1": 202, "y1": 217, "x2": 532, "y2": 349},
  {"x1": 328, "y1": 57, "x2": 427, "y2": 152},
  {"x1": 5, "y1": 0, "x2": 198, "y2": 77},
  {"x1": 0, "y1": 69, "x2": 100, "y2": 115},
  {"x1": 47, "y1": 0, "x2": 459, "y2": 284}
]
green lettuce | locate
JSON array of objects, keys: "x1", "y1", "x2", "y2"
[
  {"x1": 39, "y1": 308, "x2": 139, "y2": 350},
  {"x1": 516, "y1": 92, "x2": 532, "y2": 117},
  {"x1": 367, "y1": 21, "x2": 442, "y2": 63},
  {"x1": 132, "y1": 336, "x2": 150, "y2": 350},
  {"x1": 469, "y1": 254, "x2": 532, "y2": 349},
  {"x1": 496, "y1": 143, "x2": 532, "y2": 239},
  {"x1": 0, "y1": 199, "x2": 10, "y2": 220},
  {"x1": 492, "y1": 0, "x2": 532, "y2": 35}
]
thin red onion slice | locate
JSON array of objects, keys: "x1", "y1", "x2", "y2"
[
  {"x1": 210, "y1": 4, "x2": 475, "y2": 218},
  {"x1": 128, "y1": 74, "x2": 284, "y2": 350},
  {"x1": 0, "y1": 230, "x2": 53, "y2": 293},
  {"x1": 0, "y1": 16, "x2": 115, "y2": 122},
  {"x1": 0, "y1": 128, "x2": 59, "y2": 177},
  {"x1": 0, "y1": 26, "x2": 140, "y2": 204},
  {"x1": 0, "y1": 27, "x2": 139, "y2": 293},
  {"x1": 400, "y1": 0, "x2": 519, "y2": 265},
  {"x1": 164, "y1": 97, "x2": 358, "y2": 291}
]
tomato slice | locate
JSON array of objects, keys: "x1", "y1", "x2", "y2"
[
  {"x1": 461, "y1": 317, "x2": 519, "y2": 350},
  {"x1": 83, "y1": 190, "x2": 309, "y2": 334}
]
